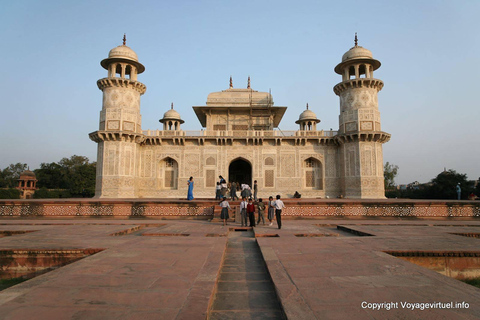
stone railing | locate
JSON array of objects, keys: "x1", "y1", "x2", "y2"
[
  {"x1": 0, "y1": 199, "x2": 478, "y2": 218},
  {"x1": 142, "y1": 130, "x2": 338, "y2": 138}
]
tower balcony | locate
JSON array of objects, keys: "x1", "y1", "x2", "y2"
[
  {"x1": 333, "y1": 78, "x2": 384, "y2": 95},
  {"x1": 97, "y1": 77, "x2": 146, "y2": 94}
]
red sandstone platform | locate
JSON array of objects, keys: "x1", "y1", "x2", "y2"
[{"x1": 0, "y1": 218, "x2": 479, "y2": 319}]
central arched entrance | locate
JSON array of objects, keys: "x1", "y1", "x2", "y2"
[{"x1": 228, "y1": 159, "x2": 252, "y2": 186}]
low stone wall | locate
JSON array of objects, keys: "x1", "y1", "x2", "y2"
[
  {"x1": 282, "y1": 200, "x2": 480, "y2": 218},
  {"x1": 0, "y1": 199, "x2": 478, "y2": 218},
  {"x1": 0, "y1": 200, "x2": 216, "y2": 218}
]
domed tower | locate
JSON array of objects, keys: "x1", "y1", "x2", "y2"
[
  {"x1": 89, "y1": 35, "x2": 147, "y2": 198},
  {"x1": 16, "y1": 169, "x2": 38, "y2": 199},
  {"x1": 296, "y1": 103, "x2": 320, "y2": 131},
  {"x1": 333, "y1": 34, "x2": 390, "y2": 198},
  {"x1": 160, "y1": 103, "x2": 184, "y2": 131}
]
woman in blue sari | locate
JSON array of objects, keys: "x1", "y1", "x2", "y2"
[{"x1": 187, "y1": 177, "x2": 194, "y2": 200}]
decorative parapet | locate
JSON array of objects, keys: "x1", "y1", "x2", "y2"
[
  {"x1": 139, "y1": 130, "x2": 339, "y2": 146},
  {"x1": 142, "y1": 130, "x2": 338, "y2": 138},
  {"x1": 0, "y1": 200, "x2": 478, "y2": 218},
  {"x1": 97, "y1": 78, "x2": 146, "y2": 94},
  {"x1": 333, "y1": 78, "x2": 384, "y2": 95},
  {"x1": 0, "y1": 200, "x2": 215, "y2": 217}
]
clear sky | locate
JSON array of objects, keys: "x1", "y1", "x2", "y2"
[{"x1": 0, "y1": 0, "x2": 478, "y2": 184}]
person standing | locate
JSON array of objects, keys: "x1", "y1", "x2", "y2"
[
  {"x1": 253, "y1": 180, "x2": 258, "y2": 201},
  {"x1": 267, "y1": 196, "x2": 275, "y2": 226},
  {"x1": 456, "y1": 183, "x2": 462, "y2": 200},
  {"x1": 240, "y1": 184, "x2": 248, "y2": 199},
  {"x1": 247, "y1": 198, "x2": 256, "y2": 227},
  {"x1": 187, "y1": 177, "x2": 194, "y2": 200},
  {"x1": 240, "y1": 197, "x2": 248, "y2": 227},
  {"x1": 215, "y1": 182, "x2": 221, "y2": 200},
  {"x1": 219, "y1": 197, "x2": 231, "y2": 226},
  {"x1": 256, "y1": 198, "x2": 266, "y2": 225},
  {"x1": 230, "y1": 181, "x2": 238, "y2": 200},
  {"x1": 274, "y1": 195, "x2": 286, "y2": 229},
  {"x1": 241, "y1": 185, "x2": 252, "y2": 199},
  {"x1": 219, "y1": 176, "x2": 227, "y2": 198}
]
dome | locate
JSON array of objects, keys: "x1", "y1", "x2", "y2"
[
  {"x1": 19, "y1": 170, "x2": 36, "y2": 179},
  {"x1": 341, "y1": 46, "x2": 373, "y2": 62},
  {"x1": 295, "y1": 105, "x2": 320, "y2": 124},
  {"x1": 108, "y1": 45, "x2": 139, "y2": 62},
  {"x1": 334, "y1": 37, "x2": 381, "y2": 75},
  {"x1": 160, "y1": 104, "x2": 184, "y2": 124},
  {"x1": 100, "y1": 41, "x2": 145, "y2": 74}
]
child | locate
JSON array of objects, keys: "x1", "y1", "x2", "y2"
[
  {"x1": 247, "y1": 198, "x2": 256, "y2": 227},
  {"x1": 256, "y1": 198, "x2": 266, "y2": 225},
  {"x1": 219, "y1": 197, "x2": 231, "y2": 226},
  {"x1": 240, "y1": 197, "x2": 248, "y2": 227},
  {"x1": 268, "y1": 196, "x2": 275, "y2": 226}
]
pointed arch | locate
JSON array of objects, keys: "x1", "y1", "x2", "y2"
[
  {"x1": 159, "y1": 157, "x2": 178, "y2": 189},
  {"x1": 228, "y1": 157, "x2": 252, "y2": 186},
  {"x1": 303, "y1": 157, "x2": 323, "y2": 190}
]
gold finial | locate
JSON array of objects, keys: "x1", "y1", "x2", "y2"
[
  {"x1": 247, "y1": 76, "x2": 251, "y2": 89},
  {"x1": 306, "y1": 103, "x2": 309, "y2": 110},
  {"x1": 354, "y1": 32, "x2": 358, "y2": 47},
  {"x1": 171, "y1": 102, "x2": 174, "y2": 110},
  {"x1": 229, "y1": 76, "x2": 233, "y2": 89},
  {"x1": 123, "y1": 34, "x2": 126, "y2": 46}
]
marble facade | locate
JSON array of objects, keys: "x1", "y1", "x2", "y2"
[{"x1": 89, "y1": 36, "x2": 390, "y2": 199}]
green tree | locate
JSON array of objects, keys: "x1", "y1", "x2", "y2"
[
  {"x1": 0, "y1": 163, "x2": 27, "y2": 188},
  {"x1": 0, "y1": 188, "x2": 21, "y2": 199},
  {"x1": 35, "y1": 162, "x2": 65, "y2": 189},
  {"x1": 426, "y1": 170, "x2": 474, "y2": 200},
  {"x1": 384, "y1": 162, "x2": 399, "y2": 190},
  {"x1": 34, "y1": 155, "x2": 96, "y2": 197}
]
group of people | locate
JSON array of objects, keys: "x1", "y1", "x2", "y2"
[
  {"x1": 187, "y1": 176, "x2": 286, "y2": 229},
  {"x1": 219, "y1": 194, "x2": 285, "y2": 229},
  {"x1": 215, "y1": 176, "x2": 258, "y2": 201},
  {"x1": 187, "y1": 175, "x2": 260, "y2": 202}
]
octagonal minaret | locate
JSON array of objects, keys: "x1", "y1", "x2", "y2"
[
  {"x1": 89, "y1": 35, "x2": 147, "y2": 198},
  {"x1": 333, "y1": 34, "x2": 390, "y2": 198}
]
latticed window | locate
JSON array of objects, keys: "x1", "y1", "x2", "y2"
[
  {"x1": 304, "y1": 158, "x2": 323, "y2": 190},
  {"x1": 161, "y1": 158, "x2": 178, "y2": 189},
  {"x1": 165, "y1": 171, "x2": 175, "y2": 188},
  {"x1": 265, "y1": 170, "x2": 274, "y2": 187},
  {"x1": 206, "y1": 170, "x2": 216, "y2": 187},
  {"x1": 232, "y1": 124, "x2": 248, "y2": 131},
  {"x1": 305, "y1": 159, "x2": 317, "y2": 168},
  {"x1": 213, "y1": 124, "x2": 226, "y2": 131},
  {"x1": 306, "y1": 171, "x2": 315, "y2": 187},
  {"x1": 165, "y1": 158, "x2": 175, "y2": 167}
]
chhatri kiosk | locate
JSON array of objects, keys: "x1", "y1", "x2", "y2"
[{"x1": 90, "y1": 35, "x2": 390, "y2": 199}]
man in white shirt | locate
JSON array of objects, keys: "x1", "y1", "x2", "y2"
[
  {"x1": 239, "y1": 197, "x2": 248, "y2": 227},
  {"x1": 273, "y1": 195, "x2": 286, "y2": 229}
]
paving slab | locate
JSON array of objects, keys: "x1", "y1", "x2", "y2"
[{"x1": 0, "y1": 218, "x2": 478, "y2": 319}]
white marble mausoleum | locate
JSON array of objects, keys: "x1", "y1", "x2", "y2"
[{"x1": 89, "y1": 35, "x2": 390, "y2": 199}]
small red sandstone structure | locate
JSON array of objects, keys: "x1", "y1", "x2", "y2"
[{"x1": 16, "y1": 169, "x2": 38, "y2": 199}]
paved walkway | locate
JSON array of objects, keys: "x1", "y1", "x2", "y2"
[
  {"x1": 209, "y1": 228, "x2": 285, "y2": 319},
  {"x1": 0, "y1": 219, "x2": 478, "y2": 319}
]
